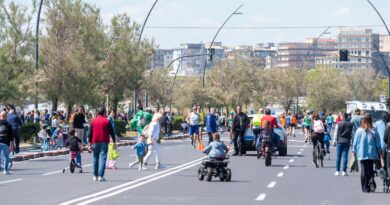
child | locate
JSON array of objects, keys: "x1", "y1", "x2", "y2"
[
  {"x1": 324, "y1": 131, "x2": 332, "y2": 154},
  {"x1": 203, "y1": 133, "x2": 229, "y2": 159},
  {"x1": 106, "y1": 139, "x2": 119, "y2": 169},
  {"x1": 129, "y1": 135, "x2": 148, "y2": 171},
  {"x1": 38, "y1": 125, "x2": 50, "y2": 151},
  {"x1": 181, "y1": 120, "x2": 187, "y2": 136},
  {"x1": 66, "y1": 130, "x2": 83, "y2": 172}
]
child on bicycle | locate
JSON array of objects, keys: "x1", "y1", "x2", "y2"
[
  {"x1": 66, "y1": 129, "x2": 83, "y2": 172},
  {"x1": 129, "y1": 135, "x2": 148, "y2": 171},
  {"x1": 203, "y1": 133, "x2": 229, "y2": 160}
]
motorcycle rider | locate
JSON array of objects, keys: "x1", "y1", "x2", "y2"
[{"x1": 261, "y1": 108, "x2": 281, "y2": 151}]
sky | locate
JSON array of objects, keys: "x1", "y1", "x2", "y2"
[{"x1": 9, "y1": 0, "x2": 390, "y2": 48}]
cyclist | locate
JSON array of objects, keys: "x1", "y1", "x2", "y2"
[
  {"x1": 186, "y1": 106, "x2": 200, "y2": 148},
  {"x1": 261, "y1": 108, "x2": 281, "y2": 151},
  {"x1": 312, "y1": 113, "x2": 326, "y2": 164},
  {"x1": 251, "y1": 108, "x2": 263, "y2": 147}
]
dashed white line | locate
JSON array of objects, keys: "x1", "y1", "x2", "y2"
[
  {"x1": 255, "y1": 193, "x2": 267, "y2": 201},
  {"x1": 300, "y1": 148, "x2": 304, "y2": 151},
  {"x1": 297, "y1": 152, "x2": 302, "y2": 155},
  {"x1": 277, "y1": 172, "x2": 284, "y2": 177},
  {"x1": 283, "y1": 165, "x2": 290, "y2": 169},
  {"x1": 267, "y1": 181, "x2": 277, "y2": 188},
  {"x1": 289, "y1": 159, "x2": 295, "y2": 163},
  {"x1": 0, "y1": 178, "x2": 23, "y2": 184}
]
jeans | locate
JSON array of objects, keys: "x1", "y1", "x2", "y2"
[
  {"x1": 12, "y1": 128, "x2": 20, "y2": 153},
  {"x1": 336, "y1": 143, "x2": 350, "y2": 172},
  {"x1": 327, "y1": 123, "x2": 332, "y2": 132},
  {"x1": 360, "y1": 160, "x2": 375, "y2": 192},
  {"x1": 92, "y1": 143, "x2": 108, "y2": 177},
  {"x1": 0, "y1": 143, "x2": 10, "y2": 173}
]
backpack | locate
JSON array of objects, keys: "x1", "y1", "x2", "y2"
[{"x1": 313, "y1": 120, "x2": 324, "y2": 133}]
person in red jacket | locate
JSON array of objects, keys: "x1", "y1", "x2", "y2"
[{"x1": 88, "y1": 107, "x2": 116, "y2": 182}]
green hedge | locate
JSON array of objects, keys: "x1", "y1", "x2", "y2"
[
  {"x1": 114, "y1": 120, "x2": 127, "y2": 136},
  {"x1": 173, "y1": 115, "x2": 185, "y2": 131},
  {"x1": 20, "y1": 123, "x2": 40, "y2": 143}
]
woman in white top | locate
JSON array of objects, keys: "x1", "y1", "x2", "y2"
[{"x1": 144, "y1": 113, "x2": 163, "y2": 170}]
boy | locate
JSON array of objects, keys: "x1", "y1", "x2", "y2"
[
  {"x1": 66, "y1": 130, "x2": 83, "y2": 172},
  {"x1": 129, "y1": 135, "x2": 148, "y2": 171},
  {"x1": 203, "y1": 133, "x2": 229, "y2": 159}
]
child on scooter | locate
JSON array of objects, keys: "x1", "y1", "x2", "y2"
[{"x1": 203, "y1": 133, "x2": 229, "y2": 159}]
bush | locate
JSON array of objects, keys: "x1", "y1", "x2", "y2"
[
  {"x1": 115, "y1": 120, "x2": 127, "y2": 137},
  {"x1": 173, "y1": 115, "x2": 185, "y2": 131},
  {"x1": 20, "y1": 123, "x2": 40, "y2": 143}
]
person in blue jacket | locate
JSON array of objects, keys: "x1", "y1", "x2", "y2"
[
  {"x1": 353, "y1": 114, "x2": 385, "y2": 193},
  {"x1": 6, "y1": 108, "x2": 22, "y2": 153},
  {"x1": 206, "y1": 108, "x2": 218, "y2": 144}
]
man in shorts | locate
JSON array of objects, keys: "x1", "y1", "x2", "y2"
[{"x1": 186, "y1": 107, "x2": 200, "y2": 148}]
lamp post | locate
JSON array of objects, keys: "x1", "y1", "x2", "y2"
[
  {"x1": 366, "y1": 0, "x2": 390, "y2": 99},
  {"x1": 34, "y1": 0, "x2": 44, "y2": 109},
  {"x1": 295, "y1": 26, "x2": 332, "y2": 113},
  {"x1": 202, "y1": 4, "x2": 243, "y2": 88},
  {"x1": 133, "y1": 0, "x2": 159, "y2": 112}
]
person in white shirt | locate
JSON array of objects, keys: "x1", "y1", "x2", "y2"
[{"x1": 144, "y1": 113, "x2": 163, "y2": 170}]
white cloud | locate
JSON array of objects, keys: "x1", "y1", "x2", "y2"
[{"x1": 334, "y1": 6, "x2": 351, "y2": 17}]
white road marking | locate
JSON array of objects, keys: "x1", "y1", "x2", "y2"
[
  {"x1": 277, "y1": 172, "x2": 284, "y2": 177},
  {"x1": 283, "y1": 165, "x2": 289, "y2": 169},
  {"x1": 59, "y1": 156, "x2": 209, "y2": 205},
  {"x1": 297, "y1": 152, "x2": 302, "y2": 155},
  {"x1": 289, "y1": 159, "x2": 295, "y2": 163},
  {"x1": 0, "y1": 178, "x2": 23, "y2": 184},
  {"x1": 255, "y1": 193, "x2": 267, "y2": 201},
  {"x1": 300, "y1": 148, "x2": 304, "y2": 151},
  {"x1": 267, "y1": 181, "x2": 277, "y2": 188}
]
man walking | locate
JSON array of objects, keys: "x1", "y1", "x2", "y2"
[
  {"x1": 6, "y1": 108, "x2": 22, "y2": 153},
  {"x1": 206, "y1": 108, "x2": 218, "y2": 144},
  {"x1": 0, "y1": 111, "x2": 14, "y2": 174},
  {"x1": 88, "y1": 107, "x2": 116, "y2": 182},
  {"x1": 232, "y1": 105, "x2": 249, "y2": 156},
  {"x1": 333, "y1": 112, "x2": 353, "y2": 176}
]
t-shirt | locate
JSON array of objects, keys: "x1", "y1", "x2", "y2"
[
  {"x1": 189, "y1": 112, "x2": 200, "y2": 126},
  {"x1": 327, "y1": 116, "x2": 333, "y2": 124},
  {"x1": 286, "y1": 116, "x2": 291, "y2": 125},
  {"x1": 67, "y1": 136, "x2": 81, "y2": 152},
  {"x1": 291, "y1": 116, "x2": 297, "y2": 124},
  {"x1": 261, "y1": 115, "x2": 278, "y2": 129}
]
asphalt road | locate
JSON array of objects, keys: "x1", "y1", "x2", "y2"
[{"x1": 0, "y1": 131, "x2": 389, "y2": 205}]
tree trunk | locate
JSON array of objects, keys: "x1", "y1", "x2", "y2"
[
  {"x1": 67, "y1": 104, "x2": 73, "y2": 122},
  {"x1": 157, "y1": 103, "x2": 161, "y2": 112},
  {"x1": 112, "y1": 97, "x2": 119, "y2": 113},
  {"x1": 52, "y1": 98, "x2": 59, "y2": 112}
]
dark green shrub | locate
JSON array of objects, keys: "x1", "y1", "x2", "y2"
[
  {"x1": 115, "y1": 120, "x2": 127, "y2": 136},
  {"x1": 20, "y1": 123, "x2": 40, "y2": 142},
  {"x1": 173, "y1": 115, "x2": 185, "y2": 131}
]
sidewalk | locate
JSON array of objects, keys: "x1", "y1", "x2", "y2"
[{"x1": 11, "y1": 131, "x2": 191, "y2": 162}]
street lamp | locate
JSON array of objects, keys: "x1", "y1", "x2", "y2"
[
  {"x1": 202, "y1": 4, "x2": 244, "y2": 88},
  {"x1": 366, "y1": 0, "x2": 390, "y2": 101},
  {"x1": 34, "y1": 0, "x2": 44, "y2": 109}
]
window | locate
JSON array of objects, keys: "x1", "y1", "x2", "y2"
[
  {"x1": 366, "y1": 51, "x2": 369, "y2": 56},
  {"x1": 358, "y1": 51, "x2": 361, "y2": 55},
  {"x1": 358, "y1": 58, "x2": 361, "y2": 62}
]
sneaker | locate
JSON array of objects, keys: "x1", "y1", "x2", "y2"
[
  {"x1": 3, "y1": 171, "x2": 11, "y2": 175},
  {"x1": 98, "y1": 177, "x2": 106, "y2": 182},
  {"x1": 155, "y1": 164, "x2": 164, "y2": 170},
  {"x1": 93, "y1": 176, "x2": 98, "y2": 181},
  {"x1": 129, "y1": 162, "x2": 134, "y2": 169},
  {"x1": 342, "y1": 171, "x2": 348, "y2": 176},
  {"x1": 334, "y1": 171, "x2": 340, "y2": 176}
]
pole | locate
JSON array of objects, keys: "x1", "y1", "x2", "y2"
[
  {"x1": 133, "y1": 0, "x2": 159, "y2": 112},
  {"x1": 35, "y1": 0, "x2": 44, "y2": 109},
  {"x1": 169, "y1": 58, "x2": 183, "y2": 111},
  {"x1": 202, "y1": 4, "x2": 243, "y2": 88},
  {"x1": 366, "y1": 0, "x2": 390, "y2": 101}
]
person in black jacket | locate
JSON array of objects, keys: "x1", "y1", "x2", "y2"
[
  {"x1": 66, "y1": 129, "x2": 83, "y2": 172},
  {"x1": 232, "y1": 105, "x2": 250, "y2": 156},
  {"x1": 0, "y1": 111, "x2": 14, "y2": 175},
  {"x1": 333, "y1": 112, "x2": 353, "y2": 176},
  {"x1": 73, "y1": 106, "x2": 86, "y2": 144},
  {"x1": 6, "y1": 109, "x2": 22, "y2": 153}
]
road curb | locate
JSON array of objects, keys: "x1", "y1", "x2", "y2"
[{"x1": 10, "y1": 141, "x2": 136, "y2": 162}]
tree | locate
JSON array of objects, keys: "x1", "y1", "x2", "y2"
[
  {"x1": 101, "y1": 14, "x2": 154, "y2": 112},
  {"x1": 0, "y1": 1, "x2": 35, "y2": 105},
  {"x1": 344, "y1": 68, "x2": 384, "y2": 101},
  {"x1": 143, "y1": 69, "x2": 171, "y2": 111},
  {"x1": 39, "y1": 0, "x2": 105, "y2": 112}
]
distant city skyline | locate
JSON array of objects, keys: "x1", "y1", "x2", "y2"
[{"x1": 9, "y1": 0, "x2": 390, "y2": 48}]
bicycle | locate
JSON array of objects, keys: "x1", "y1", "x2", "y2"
[{"x1": 314, "y1": 141, "x2": 324, "y2": 168}]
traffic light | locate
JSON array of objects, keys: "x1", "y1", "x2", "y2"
[
  {"x1": 208, "y1": 48, "x2": 215, "y2": 61},
  {"x1": 339, "y1": 50, "x2": 349, "y2": 62}
]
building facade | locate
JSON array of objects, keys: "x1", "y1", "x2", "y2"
[{"x1": 170, "y1": 43, "x2": 207, "y2": 76}]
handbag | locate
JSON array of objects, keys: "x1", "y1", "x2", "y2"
[{"x1": 348, "y1": 153, "x2": 359, "y2": 173}]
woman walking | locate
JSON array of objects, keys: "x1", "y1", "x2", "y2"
[
  {"x1": 144, "y1": 113, "x2": 164, "y2": 170},
  {"x1": 352, "y1": 114, "x2": 384, "y2": 193}
]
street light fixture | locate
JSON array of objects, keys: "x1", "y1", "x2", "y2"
[{"x1": 202, "y1": 4, "x2": 244, "y2": 88}]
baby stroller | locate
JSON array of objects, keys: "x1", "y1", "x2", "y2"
[{"x1": 198, "y1": 156, "x2": 231, "y2": 182}]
